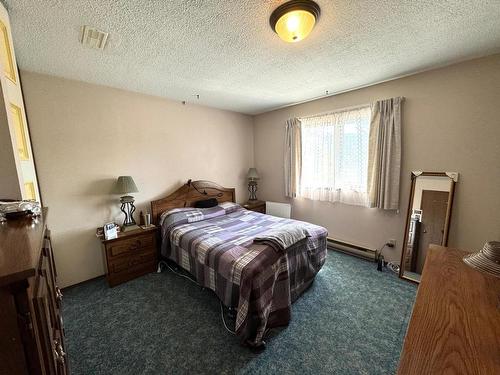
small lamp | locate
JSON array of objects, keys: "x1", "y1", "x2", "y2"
[
  {"x1": 115, "y1": 176, "x2": 139, "y2": 232},
  {"x1": 247, "y1": 168, "x2": 260, "y2": 201}
]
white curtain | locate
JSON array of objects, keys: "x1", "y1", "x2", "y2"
[
  {"x1": 367, "y1": 97, "x2": 403, "y2": 210},
  {"x1": 299, "y1": 106, "x2": 371, "y2": 206},
  {"x1": 284, "y1": 118, "x2": 302, "y2": 198}
]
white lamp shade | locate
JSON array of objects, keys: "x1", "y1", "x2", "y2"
[
  {"x1": 116, "y1": 176, "x2": 138, "y2": 194},
  {"x1": 247, "y1": 168, "x2": 259, "y2": 180}
]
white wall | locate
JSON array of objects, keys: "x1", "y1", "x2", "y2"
[
  {"x1": 21, "y1": 71, "x2": 254, "y2": 287},
  {"x1": 253, "y1": 54, "x2": 500, "y2": 262}
]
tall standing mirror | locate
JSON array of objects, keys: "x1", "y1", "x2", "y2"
[{"x1": 399, "y1": 171, "x2": 458, "y2": 283}]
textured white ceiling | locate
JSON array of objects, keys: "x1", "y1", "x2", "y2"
[{"x1": 5, "y1": 0, "x2": 500, "y2": 114}]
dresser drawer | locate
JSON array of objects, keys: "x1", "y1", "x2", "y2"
[
  {"x1": 107, "y1": 233, "x2": 154, "y2": 258},
  {"x1": 108, "y1": 247, "x2": 156, "y2": 273}
]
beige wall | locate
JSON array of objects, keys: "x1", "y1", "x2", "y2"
[
  {"x1": 21, "y1": 71, "x2": 254, "y2": 287},
  {"x1": 254, "y1": 54, "x2": 500, "y2": 262},
  {"x1": 19, "y1": 54, "x2": 500, "y2": 285}
]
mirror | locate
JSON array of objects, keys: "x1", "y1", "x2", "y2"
[{"x1": 399, "y1": 171, "x2": 458, "y2": 283}]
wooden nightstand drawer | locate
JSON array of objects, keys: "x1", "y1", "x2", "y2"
[
  {"x1": 107, "y1": 261, "x2": 156, "y2": 287},
  {"x1": 108, "y1": 247, "x2": 156, "y2": 273},
  {"x1": 107, "y1": 233, "x2": 154, "y2": 258}
]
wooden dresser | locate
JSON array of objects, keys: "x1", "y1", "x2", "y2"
[
  {"x1": 0, "y1": 210, "x2": 68, "y2": 375},
  {"x1": 398, "y1": 245, "x2": 500, "y2": 374}
]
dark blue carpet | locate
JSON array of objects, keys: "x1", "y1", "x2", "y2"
[{"x1": 63, "y1": 250, "x2": 416, "y2": 374}]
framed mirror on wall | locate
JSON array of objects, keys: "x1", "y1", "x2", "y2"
[{"x1": 399, "y1": 171, "x2": 458, "y2": 283}]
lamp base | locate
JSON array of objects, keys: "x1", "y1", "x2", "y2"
[
  {"x1": 120, "y1": 195, "x2": 138, "y2": 231},
  {"x1": 248, "y1": 180, "x2": 258, "y2": 201},
  {"x1": 121, "y1": 224, "x2": 140, "y2": 232}
]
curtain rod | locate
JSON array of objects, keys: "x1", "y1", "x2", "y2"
[
  {"x1": 297, "y1": 96, "x2": 405, "y2": 120},
  {"x1": 298, "y1": 103, "x2": 371, "y2": 120}
]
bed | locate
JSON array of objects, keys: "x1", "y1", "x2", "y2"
[{"x1": 151, "y1": 180, "x2": 328, "y2": 347}]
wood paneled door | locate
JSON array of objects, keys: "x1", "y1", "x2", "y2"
[
  {"x1": 0, "y1": 2, "x2": 41, "y2": 201},
  {"x1": 416, "y1": 190, "x2": 449, "y2": 273}
]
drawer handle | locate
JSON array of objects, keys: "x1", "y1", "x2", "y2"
[
  {"x1": 57, "y1": 343, "x2": 66, "y2": 358},
  {"x1": 54, "y1": 348, "x2": 61, "y2": 362},
  {"x1": 54, "y1": 340, "x2": 66, "y2": 364},
  {"x1": 56, "y1": 287, "x2": 63, "y2": 302},
  {"x1": 129, "y1": 239, "x2": 142, "y2": 250}
]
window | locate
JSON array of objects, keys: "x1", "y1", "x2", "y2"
[{"x1": 299, "y1": 105, "x2": 371, "y2": 206}]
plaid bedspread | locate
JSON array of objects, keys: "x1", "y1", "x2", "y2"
[{"x1": 160, "y1": 202, "x2": 327, "y2": 346}]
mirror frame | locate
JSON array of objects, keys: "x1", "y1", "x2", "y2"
[{"x1": 399, "y1": 171, "x2": 458, "y2": 283}]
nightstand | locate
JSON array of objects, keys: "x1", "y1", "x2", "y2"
[
  {"x1": 243, "y1": 200, "x2": 266, "y2": 213},
  {"x1": 100, "y1": 226, "x2": 158, "y2": 287}
]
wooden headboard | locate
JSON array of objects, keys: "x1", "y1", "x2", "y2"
[{"x1": 150, "y1": 180, "x2": 236, "y2": 224}]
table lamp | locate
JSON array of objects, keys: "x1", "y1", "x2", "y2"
[
  {"x1": 116, "y1": 176, "x2": 139, "y2": 232},
  {"x1": 247, "y1": 168, "x2": 259, "y2": 201}
]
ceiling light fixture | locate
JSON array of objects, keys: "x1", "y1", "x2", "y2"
[{"x1": 270, "y1": 0, "x2": 321, "y2": 43}]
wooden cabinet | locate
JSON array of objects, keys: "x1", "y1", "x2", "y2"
[
  {"x1": 243, "y1": 200, "x2": 266, "y2": 214},
  {"x1": 101, "y1": 226, "x2": 158, "y2": 287},
  {"x1": 398, "y1": 245, "x2": 500, "y2": 374},
  {"x1": 0, "y1": 209, "x2": 67, "y2": 374}
]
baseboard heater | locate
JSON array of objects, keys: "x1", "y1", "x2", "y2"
[{"x1": 327, "y1": 237, "x2": 377, "y2": 262}]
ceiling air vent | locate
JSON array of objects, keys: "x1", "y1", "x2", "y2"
[{"x1": 80, "y1": 26, "x2": 109, "y2": 50}]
